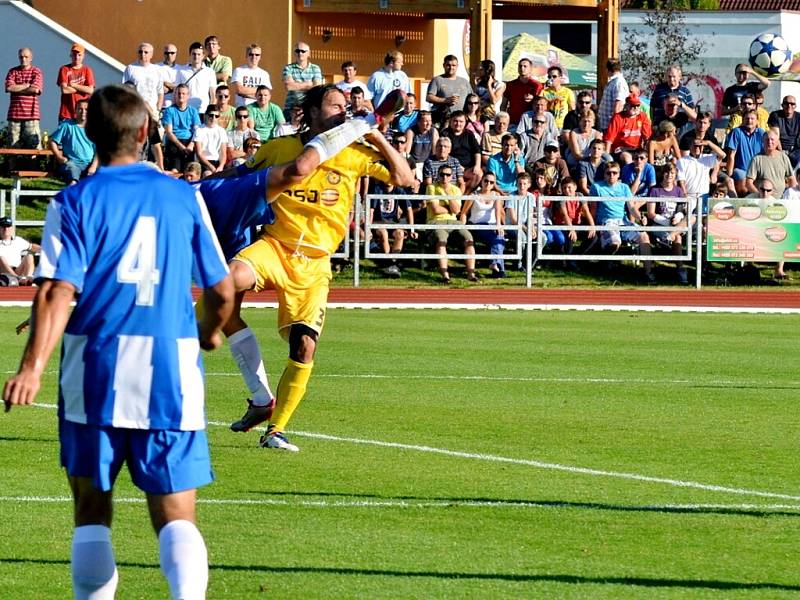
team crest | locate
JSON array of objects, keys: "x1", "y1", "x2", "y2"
[
  {"x1": 326, "y1": 172, "x2": 341, "y2": 185},
  {"x1": 320, "y1": 189, "x2": 340, "y2": 206}
]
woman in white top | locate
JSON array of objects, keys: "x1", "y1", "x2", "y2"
[{"x1": 460, "y1": 172, "x2": 506, "y2": 276}]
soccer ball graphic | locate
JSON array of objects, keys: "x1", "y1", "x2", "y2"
[{"x1": 748, "y1": 33, "x2": 792, "y2": 77}]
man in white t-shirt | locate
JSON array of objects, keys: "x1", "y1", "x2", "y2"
[
  {"x1": 193, "y1": 106, "x2": 228, "y2": 176},
  {"x1": 231, "y1": 44, "x2": 272, "y2": 107},
  {"x1": 176, "y1": 42, "x2": 217, "y2": 114},
  {"x1": 367, "y1": 50, "x2": 411, "y2": 106},
  {"x1": 121, "y1": 42, "x2": 163, "y2": 114},
  {"x1": 336, "y1": 60, "x2": 372, "y2": 108},
  {"x1": 157, "y1": 43, "x2": 179, "y2": 108},
  {"x1": 0, "y1": 216, "x2": 39, "y2": 285},
  {"x1": 676, "y1": 135, "x2": 725, "y2": 204}
]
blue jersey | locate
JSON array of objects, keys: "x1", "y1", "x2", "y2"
[
  {"x1": 37, "y1": 163, "x2": 229, "y2": 431},
  {"x1": 589, "y1": 181, "x2": 632, "y2": 222},
  {"x1": 195, "y1": 168, "x2": 275, "y2": 261}
]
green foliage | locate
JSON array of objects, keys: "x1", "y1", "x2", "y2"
[
  {"x1": 1, "y1": 307, "x2": 799, "y2": 598},
  {"x1": 621, "y1": 0, "x2": 709, "y2": 90}
]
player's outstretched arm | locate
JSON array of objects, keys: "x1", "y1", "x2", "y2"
[
  {"x1": 198, "y1": 273, "x2": 234, "y2": 351},
  {"x1": 4, "y1": 279, "x2": 75, "y2": 412}
]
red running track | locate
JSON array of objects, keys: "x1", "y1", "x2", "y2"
[{"x1": 1, "y1": 287, "x2": 798, "y2": 309}]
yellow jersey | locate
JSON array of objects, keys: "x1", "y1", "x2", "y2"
[{"x1": 245, "y1": 134, "x2": 391, "y2": 256}]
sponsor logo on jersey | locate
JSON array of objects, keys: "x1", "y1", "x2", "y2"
[
  {"x1": 326, "y1": 172, "x2": 341, "y2": 185},
  {"x1": 320, "y1": 189, "x2": 340, "y2": 206}
]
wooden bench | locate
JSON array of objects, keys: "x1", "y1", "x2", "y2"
[{"x1": 0, "y1": 148, "x2": 55, "y2": 178}]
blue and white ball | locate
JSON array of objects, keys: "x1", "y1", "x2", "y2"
[{"x1": 749, "y1": 33, "x2": 792, "y2": 77}]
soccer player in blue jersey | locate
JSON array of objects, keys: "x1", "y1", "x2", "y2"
[{"x1": 2, "y1": 85, "x2": 234, "y2": 600}]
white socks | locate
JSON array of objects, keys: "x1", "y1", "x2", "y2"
[
  {"x1": 229, "y1": 327, "x2": 273, "y2": 406},
  {"x1": 304, "y1": 117, "x2": 374, "y2": 164},
  {"x1": 158, "y1": 519, "x2": 208, "y2": 600},
  {"x1": 72, "y1": 525, "x2": 118, "y2": 600}
]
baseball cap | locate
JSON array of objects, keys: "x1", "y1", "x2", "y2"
[
  {"x1": 544, "y1": 140, "x2": 560, "y2": 151},
  {"x1": 0, "y1": 216, "x2": 13, "y2": 227},
  {"x1": 71, "y1": 42, "x2": 85, "y2": 53},
  {"x1": 626, "y1": 94, "x2": 641, "y2": 107}
]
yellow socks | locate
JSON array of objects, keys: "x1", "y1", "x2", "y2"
[{"x1": 269, "y1": 358, "x2": 313, "y2": 432}]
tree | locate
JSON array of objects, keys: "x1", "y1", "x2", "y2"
[{"x1": 621, "y1": 0, "x2": 710, "y2": 90}]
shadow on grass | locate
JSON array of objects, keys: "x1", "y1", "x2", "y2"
[
  {"x1": 249, "y1": 490, "x2": 800, "y2": 518},
  {"x1": 2, "y1": 557, "x2": 799, "y2": 592}
]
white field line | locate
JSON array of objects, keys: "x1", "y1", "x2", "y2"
[
  {"x1": 2, "y1": 494, "x2": 799, "y2": 513},
  {"x1": 27, "y1": 403, "x2": 797, "y2": 503},
  {"x1": 2, "y1": 300, "x2": 799, "y2": 314}
]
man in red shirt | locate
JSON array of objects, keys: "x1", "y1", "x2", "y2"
[
  {"x1": 57, "y1": 43, "x2": 95, "y2": 122},
  {"x1": 501, "y1": 58, "x2": 543, "y2": 127},
  {"x1": 604, "y1": 94, "x2": 652, "y2": 162},
  {"x1": 5, "y1": 47, "x2": 44, "y2": 149}
]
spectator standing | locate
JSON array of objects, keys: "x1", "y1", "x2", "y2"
[
  {"x1": 122, "y1": 42, "x2": 163, "y2": 115},
  {"x1": 0, "y1": 216, "x2": 39, "y2": 285},
  {"x1": 597, "y1": 58, "x2": 628, "y2": 132},
  {"x1": 501, "y1": 58, "x2": 543, "y2": 126},
  {"x1": 231, "y1": 44, "x2": 272, "y2": 107},
  {"x1": 542, "y1": 65, "x2": 576, "y2": 130},
  {"x1": 486, "y1": 132, "x2": 525, "y2": 193},
  {"x1": 248, "y1": 85, "x2": 284, "y2": 142},
  {"x1": 214, "y1": 85, "x2": 236, "y2": 130},
  {"x1": 176, "y1": 42, "x2": 217, "y2": 114},
  {"x1": 392, "y1": 92, "x2": 418, "y2": 133},
  {"x1": 336, "y1": 61, "x2": 372, "y2": 107},
  {"x1": 473, "y1": 59, "x2": 505, "y2": 122},
  {"x1": 563, "y1": 90, "x2": 596, "y2": 134},
  {"x1": 161, "y1": 83, "x2": 200, "y2": 173},
  {"x1": 721, "y1": 64, "x2": 770, "y2": 117},
  {"x1": 725, "y1": 109, "x2": 765, "y2": 196},
  {"x1": 203, "y1": 35, "x2": 233, "y2": 84},
  {"x1": 427, "y1": 55, "x2": 473, "y2": 129},
  {"x1": 5, "y1": 47, "x2": 43, "y2": 148},
  {"x1": 659, "y1": 92, "x2": 697, "y2": 140},
  {"x1": 367, "y1": 50, "x2": 411, "y2": 107},
  {"x1": 282, "y1": 41, "x2": 323, "y2": 115},
  {"x1": 480, "y1": 111, "x2": 510, "y2": 165},
  {"x1": 768, "y1": 95, "x2": 800, "y2": 159},
  {"x1": 443, "y1": 111, "x2": 483, "y2": 190},
  {"x1": 423, "y1": 137, "x2": 465, "y2": 191},
  {"x1": 193, "y1": 107, "x2": 228, "y2": 176},
  {"x1": 745, "y1": 130, "x2": 796, "y2": 197},
  {"x1": 604, "y1": 94, "x2": 652, "y2": 160},
  {"x1": 650, "y1": 65, "x2": 694, "y2": 128},
  {"x1": 49, "y1": 99, "x2": 97, "y2": 184},
  {"x1": 227, "y1": 105, "x2": 260, "y2": 166},
  {"x1": 57, "y1": 43, "x2": 95, "y2": 122},
  {"x1": 157, "y1": 44, "x2": 179, "y2": 108}
]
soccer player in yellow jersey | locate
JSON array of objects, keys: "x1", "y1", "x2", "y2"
[{"x1": 227, "y1": 85, "x2": 413, "y2": 451}]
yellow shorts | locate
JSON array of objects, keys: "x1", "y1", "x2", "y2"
[{"x1": 234, "y1": 236, "x2": 332, "y2": 340}]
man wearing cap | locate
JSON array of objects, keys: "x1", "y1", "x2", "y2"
[
  {"x1": 57, "y1": 43, "x2": 95, "y2": 122},
  {"x1": 532, "y1": 140, "x2": 570, "y2": 194},
  {"x1": 5, "y1": 47, "x2": 44, "y2": 149},
  {"x1": 0, "y1": 216, "x2": 39, "y2": 285},
  {"x1": 604, "y1": 94, "x2": 652, "y2": 162}
]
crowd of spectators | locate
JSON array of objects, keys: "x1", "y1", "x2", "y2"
[{"x1": 5, "y1": 39, "x2": 800, "y2": 283}]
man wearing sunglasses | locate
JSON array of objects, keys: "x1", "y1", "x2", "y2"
[
  {"x1": 203, "y1": 35, "x2": 232, "y2": 85},
  {"x1": 231, "y1": 44, "x2": 272, "y2": 107},
  {"x1": 282, "y1": 41, "x2": 323, "y2": 117},
  {"x1": 768, "y1": 95, "x2": 800, "y2": 158},
  {"x1": 156, "y1": 44, "x2": 179, "y2": 108}
]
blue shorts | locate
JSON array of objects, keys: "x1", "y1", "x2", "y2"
[
  {"x1": 732, "y1": 168, "x2": 748, "y2": 182},
  {"x1": 60, "y1": 420, "x2": 214, "y2": 494}
]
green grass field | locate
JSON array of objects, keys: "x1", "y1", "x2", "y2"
[{"x1": 1, "y1": 306, "x2": 799, "y2": 598}]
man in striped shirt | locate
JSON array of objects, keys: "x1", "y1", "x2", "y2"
[{"x1": 5, "y1": 47, "x2": 43, "y2": 148}]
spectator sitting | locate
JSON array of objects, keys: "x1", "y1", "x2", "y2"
[
  {"x1": 542, "y1": 65, "x2": 576, "y2": 130},
  {"x1": 407, "y1": 110, "x2": 439, "y2": 182},
  {"x1": 473, "y1": 59, "x2": 505, "y2": 122},
  {"x1": 49, "y1": 98, "x2": 97, "y2": 184},
  {"x1": 768, "y1": 95, "x2": 800, "y2": 159},
  {"x1": 646, "y1": 163, "x2": 689, "y2": 283},
  {"x1": 391, "y1": 92, "x2": 418, "y2": 133},
  {"x1": 486, "y1": 132, "x2": 525, "y2": 194},
  {"x1": 274, "y1": 104, "x2": 303, "y2": 138},
  {"x1": 181, "y1": 161, "x2": 201, "y2": 182},
  {"x1": 529, "y1": 167, "x2": 563, "y2": 251},
  {"x1": 5, "y1": 47, "x2": 43, "y2": 149},
  {"x1": 680, "y1": 111, "x2": 723, "y2": 154},
  {"x1": 565, "y1": 108, "x2": 603, "y2": 174},
  {"x1": 517, "y1": 96, "x2": 559, "y2": 145},
  {"x1": 532, "y1": 141, "x2": 570, "y2": 194},
  {"x1": 727, "y1": 93, "x2": 768, "y2": 133},
  {"x1": 369, "y1": 172, "x2": 417, "y2": 278},
  {"x1": 231, "y1": 44, "x2": 271, "y2": 107},
  {"x1": 242, "y1": 136, "x2": 261, "y2": 161},
  {"x1": 347, "y1": 86, "x2": 371, "y2": 118},
  {"x1": 424, "y1": 135, "x2": 465, "y2": 192},
  {"x1": 520, "y1": 113, "x2": 556, "y2": 166},
  {"x1": 782, "y1": 166, "x2": 800, "y2": 201},
  {"x1": 425, "y1": 165, "x2": 477, "y2": 283},
  {"x1": 563, "y1": 90, "x2": 596, "y2": 134},
  {"x1": 0, "y1": 216, "x2": 39, "y2": 286},
  {"x1": 577, "y1": 138, "x2": 609, "y2": 196},
  {"x1": 480, "y1": 111, "x2": 510, "y2": 166},
  {"x1": 336, "y1": 61, "x2": 373, "y2": 108},
  {"x1": 621, "y1": 148, "x2": 657, "y2": 197},
  {"x1": 443, "y1": 111, "x2": 483, "y2": 190},
  {"x1": 745, "y1": 129, "x2": 796, "y2": 198},
  {"x1": 176, "y1": 42, "x2": 217, "y2": 114},
  {"x1": 725, "y1": 109, "x2": 765, "y2": 197},
  {"x1": 161, "y1": 83, "x2": 200, "y2": 174},
  {"x1": 214, "y1": 84, "x2": 236, "y2": 130},
  {"x1": 629, "y1": 82, "x2": 651, "y2": 120},
  {"x1": 57, "y1": 43, "x2": 95, "y2": 122},
  {"x1": 460, "y1": 172, "x2": 506, "y2": 277},
  {"x1": 659, "y1": 92, "x2": 697, "y2": 140},
  {"x1": 589, "y1": 161, "x2": 654, "y2": 282},
  {"x1": 676, "y1": 134, "x2": 725, "y2": 209},
  {"x1": 248, "y1": 85, "x2": 284, "y2": 142},
  {"x1": 747, "y1": 178, "x2": 787, "y2": 279},
  {"x1": 463, "y1": 93, "x2": 485, "y2": 143},
  {"x1": 604, "y1": 94, "x2": 651, "y2": 163},
  {"x1": 226, "y1": 105, "x2": 260, "y2": 166},
  {"x1": 551, "y1": 176, "x2": 595, "y2": 257},
  {"x1": 193, "y1": 107, "x2": 228, "y2": 176},
  {"x1": 722, "y1": 63, "x2": 770, "y2": 117}
]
